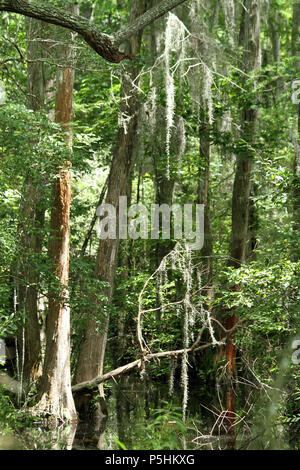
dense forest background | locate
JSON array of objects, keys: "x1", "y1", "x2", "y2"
[{"x1": 0, "y1": 0, "x2": 299, "y2": 450}]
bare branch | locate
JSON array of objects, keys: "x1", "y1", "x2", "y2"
[
  {"x1": 81, "y1": 176, "x2": 108, "y2": 256},
  {"x1": 72, "y1": 342, "x2": 214, "y2": 393}
]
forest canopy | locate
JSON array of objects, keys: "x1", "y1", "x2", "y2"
[{"x1": 0, "y1": 0, "x2": 299, "y2": 451}]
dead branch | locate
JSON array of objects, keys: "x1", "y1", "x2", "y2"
[{"x1": 71, "y1": 341, "x2": 215, "y2": 393}]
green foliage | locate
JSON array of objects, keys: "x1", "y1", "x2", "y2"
[
  {"x1": 122, "y1": 402, "x2": 201, "y2": 450},
  {"x1": 0, "y1": 0, "x2": 299, "y2": 451},
  {"x1": 0, "y1": 386, "x2": 36, "y2": 449},
  {"x1": 214, "y1": 260, "x2": 300, "y2": 376}
]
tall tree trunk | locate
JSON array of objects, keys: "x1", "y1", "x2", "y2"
[
  {"x1": 113, "y1": 174, "x2": 134, "y2": 367},
  {"x1": 225, "y1": 0, "x2": 261, "y2": 363},
  {"x1": 292, "y1": 2, "x2": 300, "y2": 261},
  {"x1": 17, "y1": 18, "x2": 48, "y2": 389},
  {"x1": 195, "y1": 13, "x2": 214, "y2": 291},
  {"x1": 222, "y1": 0, "x2": 261, "y2": 439},
  {"x1": 198, "y1": 118, "x2": 213, "y2": 290},
  {"x1": 154, "y1": 163, "x2": 175, "y2": 262},
  {"x1": 270, "y1": 2, "x2": 280, "y2": 64},
  {"x1": 18, "y1": 186, "x2": 44, "y2": 388},
  {"x1": 36, "y1": 5, "x2": 78, "y2": 421},
  {"x1": 74, "y1": 0, "x2": 147, "y2": 419},
  {"x1": 148, "y1": 2, "x2": 178, "y2": 328},
  {"x1": 189, "y1": 2, "x2": 214, "y2": 312},
  {"x1": 153, "y1": 158, "x2": 175, "y2": 328}
]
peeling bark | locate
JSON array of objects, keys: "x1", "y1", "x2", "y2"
[{"x1": 36, "y1": 8, "x2": 77, "y2": 422}]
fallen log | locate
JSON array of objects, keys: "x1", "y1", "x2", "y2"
[{"x1": 71, "y1": 342, "x2": 215, "y2": 393}]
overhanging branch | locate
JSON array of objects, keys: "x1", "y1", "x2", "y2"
[
  {"x1": 0, "y1": 0, "x2": 188, "y2": 63},
  {"x1": 114, "y1": 0, "x2": 188, "y2": 46}
]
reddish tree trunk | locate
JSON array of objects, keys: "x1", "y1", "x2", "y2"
[
  {"x1": 220, "y1": 0, "x2": 261, "y2": 439},
  {"x1": 36, "y1": 11, "x2": 77, "y2": 421}
]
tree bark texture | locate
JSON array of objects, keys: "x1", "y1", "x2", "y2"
[
  {"x1": 37, "y1": 6, "x2": 77, "y2": 421},
  {"x1": 17, "y1": 18, "x2": 48, "y2": 388},
  {"x1": 223, "y1": 0, "x2": 261, "y2": 379}
]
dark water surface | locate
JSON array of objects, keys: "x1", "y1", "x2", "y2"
[
  {"x1": 71, "y1": 376, "x2": 299, "y2": 451},
  {"x1": 1, "y1": 374, "x2": 298, "y2": 450}
]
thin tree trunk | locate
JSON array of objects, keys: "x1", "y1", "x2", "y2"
[
  {"x1": 113, "y1": 174, "x2": 134, "y2": 366},
  {"x1": 246, "y1": 183, "x2": 259, "y2": 261},
  {"x1": 74, "y1": 0, "x2": 147, "y2": 419},
  {"x1": 81, "y1": 177, "x2": 108, "y2": 256},
  {"x1": 198, "y1": 115, "x2": 213, "y2": 290},
  {"x1": 270, "y1": 3, "x2": 280, "y2": 64},
  {"x1": 149, "y1": 3, "x2": 177, "y2": 327},
  {"x1": 221, "y1": 1, "x2": 261, "y2": 437},
  {"x1": 189, "y1": 3, "x2": 214, "y2": 311},
  {"x1": 225, "y1": 0, "x2": 261, "y2": 370},
  {"x1": 292, "y1": 2, "x2": 300, "y2": 260}
]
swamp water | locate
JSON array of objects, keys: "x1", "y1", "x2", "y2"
[
  {"x1": 1, "y1": 369, "x2": 299, "y2": 450},
  {"x1": 6, "y1": 376, "x2": 296, "y2": 450}
]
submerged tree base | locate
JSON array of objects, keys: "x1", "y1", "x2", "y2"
[{"x1": 30, "y1": 398, "x2": 78, "y2": 425}]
